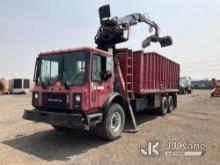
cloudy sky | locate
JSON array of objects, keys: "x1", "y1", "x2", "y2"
[{"x1": 0, "y1": 0, "x2": 220, "y2": 80}]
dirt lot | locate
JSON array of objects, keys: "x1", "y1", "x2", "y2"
[{"x1": 0, "y1": 90, "x2": 219, "y2": 165}]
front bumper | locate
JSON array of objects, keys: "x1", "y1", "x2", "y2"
[{"x1": 23, "y1": 109, "x2": 102, "y2": 129}]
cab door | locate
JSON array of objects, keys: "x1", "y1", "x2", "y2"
[{"x1": 90, "y1": 53, "x2": 113, "y2": 109}]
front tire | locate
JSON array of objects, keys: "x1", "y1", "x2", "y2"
[{"x1": 96, "y1": 103, "x2": 125, "y2": 140}]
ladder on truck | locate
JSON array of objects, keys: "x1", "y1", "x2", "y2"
[
  {"x1": 126, "y1": 50, "x2": 135, "y2": 100},
  {"x1": 114, "y1": 50, "x2": 139, "y2": 132}
]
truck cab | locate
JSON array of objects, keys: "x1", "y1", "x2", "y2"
[
  {"x1": 179, "y1": 77, "x2": 192, "y2": 94},
  {"x1": 23, "y1": 47, "x2": 126, "y2": 140},
  {"x1": 32, "y1": 47, "x2": 113, "y2": 112}
]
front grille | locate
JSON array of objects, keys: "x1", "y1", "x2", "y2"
[{"x1": 42, "y1": 93, "x2": 67, "y2": 108}]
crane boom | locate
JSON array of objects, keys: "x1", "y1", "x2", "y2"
[{"x1": 116, "y1": 12, "x2": 160, "y2": 36}]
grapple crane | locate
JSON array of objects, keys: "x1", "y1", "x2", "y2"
[
  {"x1": 95, "y1": 4, "x2": 173, "y2": 51},
  {"x1": 22, "y1": 4, "x2": 178, "y2": 140}
]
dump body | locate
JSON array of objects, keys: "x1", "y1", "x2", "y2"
[{"x1": 117, "y1": 49, "x2": 180, "y2": 95}]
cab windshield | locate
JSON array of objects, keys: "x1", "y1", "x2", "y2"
[
  {"x1": 179, "y1": 78, "x2": 187, "y2": 87},
  {"x1": 36, "y1": 51, "x2": 89, "y2": 86}
]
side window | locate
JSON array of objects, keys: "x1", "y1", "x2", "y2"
[
  {"x1": 92, "y1": 55, "x2": 102, "y2": 81},
  {"x1": 92, "y1": 54, "x2": 107, "y2": 82},
  {"x1": 106, "y1": 56, "x2": 113, "y2": 72}
]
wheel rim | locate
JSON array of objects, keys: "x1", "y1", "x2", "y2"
[{"x1": 110, "y1": 111, "x2": 122, "y2": 133}]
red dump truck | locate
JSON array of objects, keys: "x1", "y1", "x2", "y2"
[{"x1": 23, "y1": 5, "x2": 179, "y2": 140}]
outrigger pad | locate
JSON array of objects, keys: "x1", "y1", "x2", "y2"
[{"x1": 159, "y1": 36, "x2": 173, "y2": 47}]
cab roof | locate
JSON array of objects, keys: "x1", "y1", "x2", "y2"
[{"x1": 39, "y1": 47, "x2": 111, "y2": 56}]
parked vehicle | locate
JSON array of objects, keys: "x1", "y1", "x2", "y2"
[
  {"x1": 9, "y1": 79, "x2": 30, "y2": 94},
  {"x1": 23, "y1": 5, "x2": 178, "y2": 140},
  {"x1": 179, "y1": 77, "x2": 192, "y2": 94},
  {"x1": 192, "y1": 80, "x2": 213, "y2": 89}
]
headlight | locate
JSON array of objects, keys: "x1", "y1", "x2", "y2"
[
  {"x1": 73, "y1": 93, "x2": 82, "y2": 109},
  {"x1": 75, "y1": 94, "x2": 81, "y2": 102},
  {"x1": 34, "y1": 93, "x2": 39, "y2": 99},
  {"x1": 32, "y1": 92, "x2": 39, "y2": 107}
]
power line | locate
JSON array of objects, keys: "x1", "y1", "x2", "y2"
[
  {"x1": 181, "y1": 69, "x2": 220, "y2": 72},
  {"x1": 176, "y1": 58, "x2": 220, "y2": 64},
  {"x1": 177, "y1": 60, "x2": 220, "y2": 65},
  {"x1": 181, "y1": 61, "x2": 220, "y2": 65},
  {"x1": 181, "y1": 64, "x2": 220, "y2": 69},
  {"x1": 182, "y1": 67, "x2": 220, "y2": 70}
]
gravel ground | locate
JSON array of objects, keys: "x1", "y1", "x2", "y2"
[{"x1": 0, "y1": 90, "x2": 219, "y2": 165}]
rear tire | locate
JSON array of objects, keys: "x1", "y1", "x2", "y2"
[
  {"x1": 96, "y1": 103, "x2": 125, "y2": 140},
  {"x1": 158, "y1": 96, "x2": 168, "y2": 116},
  {"x1": 167, "y1": 96, "x2": 174, "y2": 113}
]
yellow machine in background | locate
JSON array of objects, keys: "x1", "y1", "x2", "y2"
[
  {"x1": 0, "y1": 79, "x2": 9, "y2": 94},
  {"x1": 211, "y1": 78, "x2": 220, "y2": 97}
]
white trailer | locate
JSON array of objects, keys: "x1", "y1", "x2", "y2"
[{"x1": 9, "y1": 79, "x2": 30, "y2": 94}]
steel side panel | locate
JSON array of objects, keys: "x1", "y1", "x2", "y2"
[
  {"x1": 116, "y1": 49, "x2": 179, "y2": 95},
  {"x1": 133, "y1": 51, "x2": 179, "y2": 94}
]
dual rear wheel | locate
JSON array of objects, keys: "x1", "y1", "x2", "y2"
[{"x1": 158, "y1": 95, "x2": 175, "y2": 115}]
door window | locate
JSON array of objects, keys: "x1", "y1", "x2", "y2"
[{"x1": 92, "y1": 54, "x2": 107, "y2": 82}]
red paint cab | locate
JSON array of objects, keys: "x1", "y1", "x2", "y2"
[{"x1": 32, "y1": 47, "x2": 114, "y2": 113}]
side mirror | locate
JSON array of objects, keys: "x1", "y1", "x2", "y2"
[
  {"x1": 103, "y1": 71, "x2": 112, "y2": 81},
  {"x1": 99, "y1": 4, "x2": 111, "y2": 25},
  {"x1": 33, "y1": 57, "x2": 40, "y2": 82}
]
